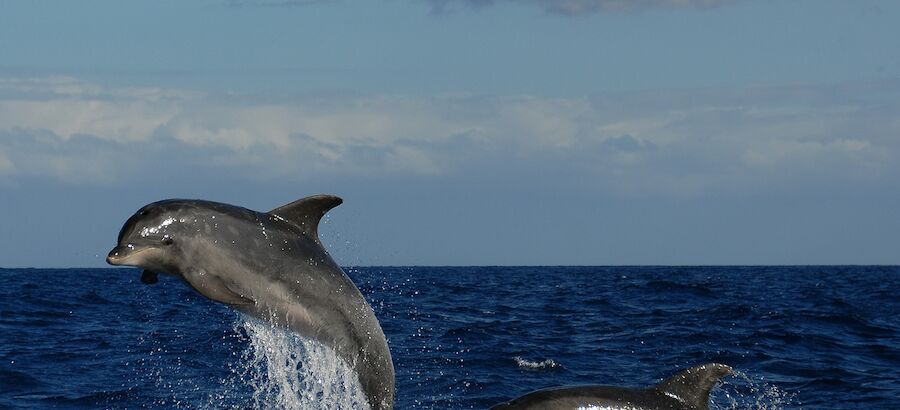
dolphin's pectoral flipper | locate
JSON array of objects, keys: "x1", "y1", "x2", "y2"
[
  {"x1": 182, "y1": 270, "x2": 255, "y2": 306},
  {"x1": 268, "y1": 195, "x2": 343, "y2": 242},
  {"x1": 656, "y1": 363, "x2": 733, "y2": 410},
  {"x1": 140, "y1": 270, "x2": 159, "y2": 284}
]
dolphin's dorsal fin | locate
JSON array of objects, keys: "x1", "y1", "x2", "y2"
[
  {"x1": 268, "y1": 195, "x2": 343, "y2": 242},
  {"x1": 656, "y1": 363, "x2": 733, "y2": 410}
]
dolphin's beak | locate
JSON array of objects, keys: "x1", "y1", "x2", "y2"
[
  {"x1": 106, "y1": 245, "x2": 150, "y2": 266},
  {"x1": 106, "y1": 246, "x2": 128, "y2": 265}
]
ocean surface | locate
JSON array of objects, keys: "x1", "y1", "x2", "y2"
[{"x1": 0, "y1": 266, "x2": 897, "y2": 409}]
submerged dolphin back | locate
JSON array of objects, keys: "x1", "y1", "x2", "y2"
[
  {"x1": 655, "y1": 363, "x2": 733, "y2": 410},
  {"x1": 491, "y1": 363, "x2": 733, "y2": 410}
]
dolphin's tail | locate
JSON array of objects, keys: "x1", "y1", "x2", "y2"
[{"x1": 655, "y1": 363, "x2": 733, "y2": 410}]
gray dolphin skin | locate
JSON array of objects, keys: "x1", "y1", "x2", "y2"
[
  {"x1": 491, "y1": 363, "x2": 733, "y2": 410},
  {"x1": 107, "y1": 195, "x2": 395, "y2": 410}
]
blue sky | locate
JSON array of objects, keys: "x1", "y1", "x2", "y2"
[{"x1": 1, "y1": 0, "x2": 899, "y2": 267}]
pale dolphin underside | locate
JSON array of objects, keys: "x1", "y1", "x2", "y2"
[
  {"x1": 490, "y1": 363, "x2": 733, "y2": 410},
  {"x1": 107, "y1": 195, "x2": 395, "y2": 410}
]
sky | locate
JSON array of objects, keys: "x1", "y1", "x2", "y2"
[{"x1": 1, "y1": 0, "x2": 899, "y2": 267}]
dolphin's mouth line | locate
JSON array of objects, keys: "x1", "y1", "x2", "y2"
[{"x1": 106, "y1": 246, "x2": 153, "y2": 266}]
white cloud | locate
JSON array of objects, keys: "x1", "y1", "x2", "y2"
[
  {"x1": 0, "y1": 76, "x2": 897, "y2": 195},
  {"x1": 0, "y1": 100, "x2": 179, "y2": 142},
  {"x1": 227, "y1": 0, "x2": 739, "y2": 15},
  {"x1": 426, "y1": 0, "x2": 739, "y2": 15},
  {"x1": 0, "y1": 77, "x2": 192, "y2": 142},
  {"x1": 0, "y1": 76, "x2": 200, "y2": 101},
  {"x1": 534, "y1": 0, "x2": 737, "y2": 14},
  {"x1": 0, "y1": 150, "x2": 14, "y2": 174}
]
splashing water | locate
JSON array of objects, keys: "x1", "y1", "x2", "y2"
[
  {"x1": 710, "y1": 370, "x2": 798, "y2": 410},
  {"x1": 209, "y1": 315, "x2": 370, "y2": 410},
  {"x1": 513, "y1": 356, "x2": 563, "y2": 370}
]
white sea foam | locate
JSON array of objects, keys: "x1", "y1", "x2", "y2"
[{"x1": 514, "y1": 356, "x2": 562, "y2": 370}]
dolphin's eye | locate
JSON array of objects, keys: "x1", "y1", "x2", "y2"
[{"x1": 162, "y1": 236, "x2": 174, "y2": 245}]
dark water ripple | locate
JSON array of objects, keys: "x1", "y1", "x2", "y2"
[{"x1": 0, "y1": 266, "x2": 897, "y2": 409}]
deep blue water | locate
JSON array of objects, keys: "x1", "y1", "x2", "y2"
[{"x1": 0, "y1": 266, "x2": 897, "y2": 409}]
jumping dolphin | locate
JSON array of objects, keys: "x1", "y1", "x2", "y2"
[
  {"x1": 107, "y1": 195, "x2": 395, "y2": 410},
  {"x1": 490, "y1": 363, "x2": 733, "y2": 410}
]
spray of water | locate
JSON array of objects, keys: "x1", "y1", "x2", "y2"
[
  {"x1": 208, "y1": 315, "x2": 370, "y2": 410},
  {"x1": 513, "y1": 356, "x2": 562, "y2": 370},
  {"x1": 710, "y1": 370, "x2": 799, "y2": 410}
]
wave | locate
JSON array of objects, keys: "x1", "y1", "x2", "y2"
[{"x1": 513, "y1": 356, "x2": 562, "y2": 370}]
